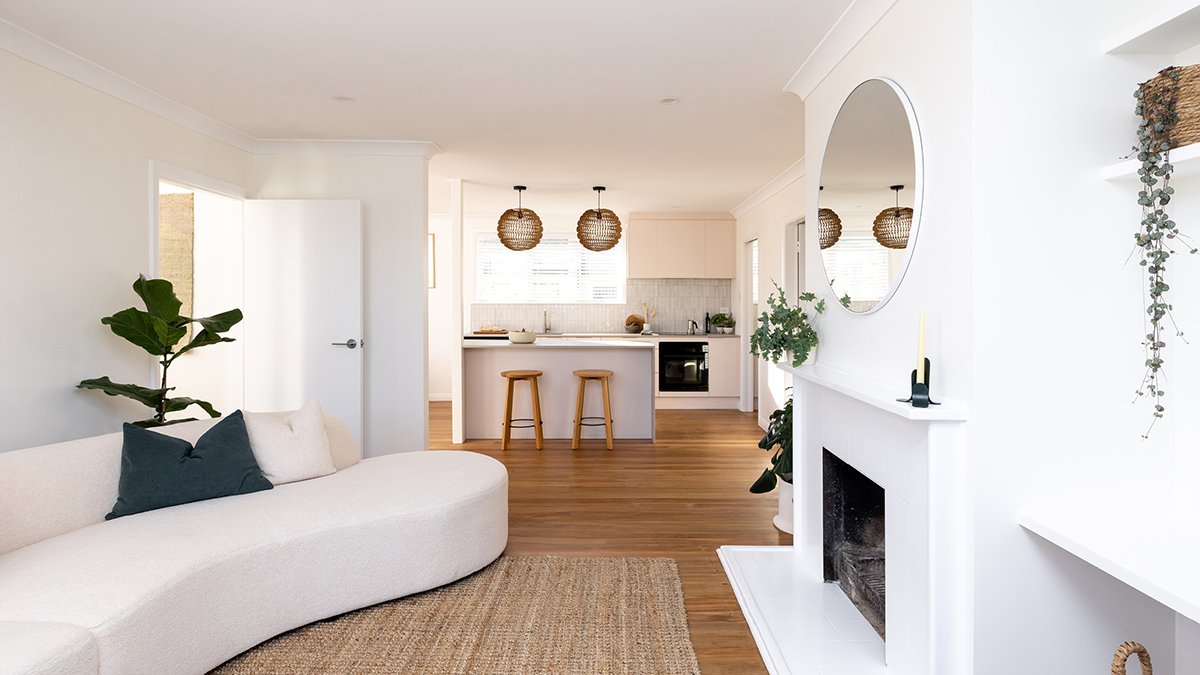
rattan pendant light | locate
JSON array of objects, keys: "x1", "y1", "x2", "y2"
[
  {"x1": 818, "y1": 208, "x2": 843, "y2": 249},
  {"x1": 577, "y1": 186, "x2": 622, "y2": 252},
  {"x1": 872, "y1": 185, "x2": 913, "y2": 250},
  {"x1": 497, "y1": 186, "x2": 543, "y2": 251}
]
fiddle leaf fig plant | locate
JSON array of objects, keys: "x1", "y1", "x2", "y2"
[
  {"x1": 78, "y1": 275, "x2": 242, "y2": 428},
  {"x1": 750, "y1": 280, "x2": 825, "y2": 367},
  {"x1": 1133, "y1": 67, "x2": 1197, "y2": 436},
  {"x1": 750, "y1": 395, "x2": 793, "y2": 493}
]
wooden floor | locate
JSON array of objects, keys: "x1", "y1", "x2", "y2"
[{"x1": 429, "y1": 401, "x2": 791, "y2": 675}]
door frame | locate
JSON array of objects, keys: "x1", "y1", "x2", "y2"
[
  {"x1": 146, "y1": 161, "x2": 248, "y2": 388},
  {"x1": 738, "y1": 231, "x2": 759, "y2": 414}
]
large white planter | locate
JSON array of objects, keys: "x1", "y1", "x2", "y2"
[{"x1": 773, "y1": 479, "x2": 794, "y2": 534}]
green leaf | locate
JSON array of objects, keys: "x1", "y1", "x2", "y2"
[
  {"x1": 133, "y1": 274, "x2": 182, "y2": 322},
  {"x1": 100, "y1": 308, "x2": 171, "y2": 355},
  {"x1": 163, "y1": 396, "x2": 220, "y2": 418},
  {"x1": 185, "y1": 308, "x2": 243, "y2": 334},
  {"x1": 77, "y1": 376, "x2": 169, "y2": 409},
  {"x1": 150, "y1": 315, "x2": 187, "y2": 350},
  {"x1": 170, "y1": 329, "x2": 235, "y2": 361},
  {"x1": 749, "y1": 468, "x2": 778, "y2": 494}
]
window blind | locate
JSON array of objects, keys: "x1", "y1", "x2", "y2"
[
  {"x1": 821, "y1": 237, "x2": 890, "y2": 303},
  {"x1": 476, "y1": 236, "x2": 626, "y2": 303}
]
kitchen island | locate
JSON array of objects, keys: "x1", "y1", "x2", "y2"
[{"x1": 462, "y1": 338, "x2": 655, "y2": 442}]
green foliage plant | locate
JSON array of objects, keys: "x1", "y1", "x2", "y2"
[
  {"x1": 711, "y1": 313, "x2": 732, "y2": 327},
  {"x1": 1133, "y1": 67, "x2": 1197, "y2": 436},
  {"x1": 78, "y1": 275, "x2": 243, "y2": 428},
  {"x1": 750, "y1": 395, "x2": 792, "y2": 493},
  {"x1": 749, "y1": 280, "x2": 825, "y2": 367}
]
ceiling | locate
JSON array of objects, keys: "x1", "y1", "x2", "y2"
[{"x1": 0, "y1": 0, "x2": 853, "y2": 216}]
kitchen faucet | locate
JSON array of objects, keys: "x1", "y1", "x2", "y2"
[
  {"x1": 544, "y1": 310, "x2": 550, "y2": 334},
  {"x1": 688, "y1": 320, "x2": 698, "y2": 335}
]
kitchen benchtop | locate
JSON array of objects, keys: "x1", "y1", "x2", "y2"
[
  {"x1": 464, "y1": 332, "x2": 740, "y2": 340},
  {"x1": 462, "y1": 338, "x2": 654, "y2": 349}
]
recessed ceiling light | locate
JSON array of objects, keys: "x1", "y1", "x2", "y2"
[
  {"x1": 659, "y1": 97, "x2": 680, "y2": 105},
  {"x1": 672, "y1": 205, "x2": 682, "y2": 209},
  {"x1": 332, "y1": 96, "x2": 356, "y2": 103}
]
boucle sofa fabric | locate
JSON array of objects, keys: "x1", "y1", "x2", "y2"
[
  {"x1": 0, "y1": 622, "x2": 98, "y2": 675},
  {"x1": 0, "y1": 414, "x2": 508, "y2": 675}
]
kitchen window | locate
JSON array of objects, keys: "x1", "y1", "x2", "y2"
[
  {"x1": 820, "y1": 237, "x2": 890, "y2": 303},
  {"x1": 475, "y1": 235, "x2": 626, "y2": 303}
]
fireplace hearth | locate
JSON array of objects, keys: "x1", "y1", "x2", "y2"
[{"x1": 824, "y1": 448, "x2": 886, "y2": 638}]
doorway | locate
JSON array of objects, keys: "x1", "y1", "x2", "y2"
[{"x1": 155, "y1": 181, "x2": 246, "y2": 417}]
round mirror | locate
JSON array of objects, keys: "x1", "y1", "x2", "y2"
[{"x1": 818, "y1": 79, "x2": 922, "y2": 313}]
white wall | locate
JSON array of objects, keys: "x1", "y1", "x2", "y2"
[
  {"x1": 0, "y1": 49, "x2": 254, "y2": 452},
  {"x1": 168, "y1": 190, "x2": 245, "y2": 417},
  {"x1": 736, "y1": 178, "x2": 805, "y2": 424},
  {"x1": 254, "y1": 154, "x2": 430, "y2": 457},
  {"x1": 972, "y1": 0, "x2": 1180, "y2": 670},
  {"x1": 428, "y1": 214, "x2": 453, "y2": 400}
]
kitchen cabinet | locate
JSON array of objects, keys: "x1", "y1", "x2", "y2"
[
  {"x1": 626, "y1": 215, "x2": 736, "y2": 279},
  {"x1": 705, "y1": 337, "x2": 740, "y2": 397},
  {"x1": 704, "y1": 220, "x2": 736, "y2": 278},
  {"x1": 627, "y1": 219, "x2": 659, "y2": 278},
  {"x1": 656, "y1": 220, "x2": 706, "y2": 277}
]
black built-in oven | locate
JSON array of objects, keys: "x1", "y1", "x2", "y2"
[{"x1": 659, "y1": 341, "x2": 708, "y2": 392}]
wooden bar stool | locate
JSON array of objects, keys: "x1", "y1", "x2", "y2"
[
  {"x1": 501, "y1": 370, "x2": 544, "y2": 450},
  {"x1": 572, "y1": 369, "x2": 614, "y2": 450}
]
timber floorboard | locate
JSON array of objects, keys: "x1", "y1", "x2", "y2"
[{"x1": 429, "y1": 401, "x2": 791, "y2": 675}]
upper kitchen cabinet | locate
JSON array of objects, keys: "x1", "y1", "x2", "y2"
[
  {"x1": 704, "y1": 220, "x2": 735, "y2": 278},
  {"x1": 627, "y1": 214, "x2": 736, "y2": 279},
  {"x1": 627, "y1": 219, "x2": 659, "y2": 278}
]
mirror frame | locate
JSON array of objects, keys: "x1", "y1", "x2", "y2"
[{"x1": 818, "y1": 77, "x2": 924, "y2": 315}]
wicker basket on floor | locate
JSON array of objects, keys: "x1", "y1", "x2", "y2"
[
  {"x1": 1111, "y1": 641, "x2": 1151, "y2": 675},
  {"x1": 1140, "y1": 64, "x2": 1200, "y2": 149}
]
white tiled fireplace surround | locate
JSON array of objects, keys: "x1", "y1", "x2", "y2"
[{"x1": 719, "y1": 364, "x2": 969, "y2": 675}]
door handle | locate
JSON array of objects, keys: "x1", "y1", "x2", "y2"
[{"x1": 332, "y1": 339, "x2": 361, "y2": 349}]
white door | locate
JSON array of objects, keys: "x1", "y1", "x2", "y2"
[{"x1": 243, "y1": 200, "x2": 364, "y2": 452}]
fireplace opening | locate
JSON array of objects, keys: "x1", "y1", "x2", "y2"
[{"x1": 823, "y1": 448, "x2": 885, "y2": 639}]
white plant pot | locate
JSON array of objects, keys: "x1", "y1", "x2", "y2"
[
  {"x1": 773, "y1": 479, "x2": 794, "y2": 534},
  {"x1": 784, "y1": 343, "x2": 817, "y2": 367}
]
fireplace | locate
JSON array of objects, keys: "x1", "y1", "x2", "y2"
[{"x1": 823, "y1": 448, "x2": 886, "y2": 639}]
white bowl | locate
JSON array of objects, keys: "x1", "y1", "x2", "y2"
[{"x1": 508, "y1": 332, "x2": 537, "y2": 344}]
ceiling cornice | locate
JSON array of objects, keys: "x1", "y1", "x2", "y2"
[
  {"x1": 782, "y1": 0, "x2": 899, "y2": 102},
  {"x1": 0, "y1": 17, "x2": 441, "y2": 158},
  {"x1": 730, "y1": 156, "x2": 805, "y2": 220},
  {"x1": 254, "y1": 139, "x2": 443, "y2": 159}
]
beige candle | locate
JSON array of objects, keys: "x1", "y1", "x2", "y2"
[{"x1": 916, "y1": 311, "x2": 926, "y2": 384}]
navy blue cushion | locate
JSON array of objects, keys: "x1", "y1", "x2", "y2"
[{"x1": 107, "y1": 411, "x2": 273, "y2": 520}]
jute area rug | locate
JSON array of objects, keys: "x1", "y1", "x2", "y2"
[{"x1": 210, "y1": 556, "x2": 702, "y2": 675}]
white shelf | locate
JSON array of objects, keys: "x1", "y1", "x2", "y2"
[
  {"x1": 1101, "y1": 142, "x2": 1200, "y2": 180},
  {"x1": 1020, "y1": 495, "x2": 1200, "y2": 623},
  {"x1": 776, "y1": 362, "x2": 969, "y2": 421},
  {"x1": 1104, "y1": 0, "x2": 1200, "y2": 54}
]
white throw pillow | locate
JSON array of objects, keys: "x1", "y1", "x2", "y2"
[{"x1": 243, "y1": 400, "x2": 335, "y2": 485}]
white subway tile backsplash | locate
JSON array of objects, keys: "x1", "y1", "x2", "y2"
[{"x1": 471, "y1": 278, "x2": 733, "y2": 335}]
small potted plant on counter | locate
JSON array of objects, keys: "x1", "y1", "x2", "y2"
[
  {"x1": 711, "y1": 313, "x2": 734, "y2": 334},
  {"x1": 750, "y1": 395, "x2": 794, "y2": 534},
  {"x1": 750, "y1": 281, "x2": 824, "y2": 366}
]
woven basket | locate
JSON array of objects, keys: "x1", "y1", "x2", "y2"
[
  {"x1": 1111, "y1": 641, "x2": 1151, "y2": 675},
  {"x1": 1140, "y1": 64, "x2": 1200, "y2": 150}
]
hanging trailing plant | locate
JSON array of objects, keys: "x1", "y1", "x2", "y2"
[{"x1": 1133, "y1": 66, "x2": 1197, "y2": 436}]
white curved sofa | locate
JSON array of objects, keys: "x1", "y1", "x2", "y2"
[{"x1": 0, "y1": 413, "x2": 508, "y2": 675}]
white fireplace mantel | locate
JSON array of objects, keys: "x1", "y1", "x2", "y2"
[
  {"x1": 777, "y1": 363, "x2": 969, "y2": 422},
  {"x1": 720, "y1": 361, "x2": 971, "y2": 675}
]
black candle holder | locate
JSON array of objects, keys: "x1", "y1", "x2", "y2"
[{"x1": 897, "y1": 358, "x2": 940, "y2": 408}]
